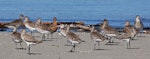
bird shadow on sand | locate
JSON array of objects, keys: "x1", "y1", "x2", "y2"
[
  {"x1": 127, "y1": 48, "x2": 140, "y2": 49},
  {"x1": 136, "y1": 35, "x2": 146, "y2": 37},
  {"x1": 64, "y1": 44, "x2": 73, "y2": 46},
  {"x1": 47, "y1": 38, "x2": 61, "y2": 41},
  {"x1": 94, "y1": 48, "x2": 108, "y2": 50},
  {"x1": 42, "y1": 39, "x2": 54, "y2": 42},
  {"x1": 16, "y1": 48, "x2": 26, "y2": 50},
  {"x1": 27, "y1": 53, "x2": 42, "y2": 55},
  {"x1": 105, "y1": 42, "x2": 120, "y2": 46},
  {"x1": 131, "y1": 39, "x2": 139, "y2": 41}
]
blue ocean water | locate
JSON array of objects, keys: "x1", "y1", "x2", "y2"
[{"x1": 0, "y1": 0, "x2": 150, "y2": 28}]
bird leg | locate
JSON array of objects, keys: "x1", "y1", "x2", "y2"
[
  {"x1": 98, "y1": 42, "x2": 100, "y2": 49},
  {"x1": 42, "y1": 34, "x2": 46, "y2": 41},
  {"x1": 127, "y1": 39, "x2": 131, "y2": 49},
  {"x1": 28, "y1": 45, "x2": 31, "y2": 55},
  {"x1": 51, "y1": 33, "x2": 53, "y2": 39},
  {"x1": 20, "y1": 43, "x2": 23, "y2": 49},
  {"x1": 70, "y1": 44, "x2": 75, "y2": 52},
  {"x1": 94, "y1": 42, "x2": 96, "y2": 50},
  {"x1": 15, "y1": 43, "x2": 17, "y2": 49}
]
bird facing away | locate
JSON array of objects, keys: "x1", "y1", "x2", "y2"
[
  {"x1": 21, "y1": 29, "x2": 42, "y2": 55},
  {"x1": 23, "y1": 16, "x2": 36, "y2": 36},
  {"x1": 11, "y1": 27, "x2": 23, "y2": 49},
  {"x1": 66, "y1": 25, "x2": 85, "y2": 52},
  {"x1": 134, "y1": 15, "x2": 144, "y2": 34},
  {"x1": 90, "y1": 26, "x2": 106, "y2": 50},
  {"x1": 4, "y1": 14, "x2": 24, "y2": 29}
]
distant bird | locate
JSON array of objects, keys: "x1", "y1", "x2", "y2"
[
  {"x1": 66, "y1": 25, "x2": 85, "y2": 52},
  {"x1": 124, "y1": 20, "x2": 137, "y2": 39},
  {"x1": 134, "y1": 15, "x2": 144, "y2": 36},
  {"x1": 90, "y1": 26, "x2": 106, "y2": 50},
  {"x1": 11, "y1": 27, "x2": 23, "y2": 49},
  {"x1": 4, "y1": 14, "x2": 24, "y2": 29},
  {"x1": 21, "y1": 29, "x2": 42, "y2": 55},
  {"x1": 23, "y1": 16, "x2": 36, "y2": 36},
  {"x1": 100, "y1": 19, "x2": 119, "y2": 44}
]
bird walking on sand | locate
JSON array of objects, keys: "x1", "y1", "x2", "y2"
[
  {"x1": 134, "y1": 15, "x2": 144, "y2": 36},
  {"x1": 66, "y1": 25, "x2": 85, "y2": 52},
  {"x1": 11, "y1": 27, "x2": 23, "y2": 49},
  {"x1": 90, "y1": 26, "x2": 106, "y2": 50},
  {"x1": 21, "y1": 29, "x2": 42, "y2": 55},
  {"x1": 23, "y1": 16, "x2": 36, "y2": 36},
  {"x1": 4, "y1": 14, "x2": 24, "y2": 29}
]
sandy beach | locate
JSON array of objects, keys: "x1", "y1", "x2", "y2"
[{"x1": 0, "y1": 32, "x2": 150, "y2": 59}]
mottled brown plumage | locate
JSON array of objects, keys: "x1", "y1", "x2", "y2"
[
  {"x1": 21, "y1": 29, "x2": 42, "y2": 54},
  {"x1": 90, "y1": 26, "x2": 106, "y2": 49},
  {"x1": 124, "y1": 20, "x2": 137, "y2": 37},
  {"x1": 24, "y1": 16, "x2": 36, "y2": 36},
  {"x1": 11, "y1": 27, "x2": 23, "y2": 49},
  {"x1": 4, "y1": 14, "x2": 24, "y2": 29},
  {"x1": 66, "y1": 25, "x2": 84, "y2": 52}
]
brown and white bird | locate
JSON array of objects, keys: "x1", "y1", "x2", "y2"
[
  {"x1": 124, "y1": 20, "x2": 137, "y2": 39},
  {"x1": 90, "y1": 26, "x2": 106, "y2": 50},
  {"x1": 21, "y1": 29, "x2": 42, "y2": 55},
  {"x1": 4, "y1": 14, "x2": 24, "y2": 29},
  {"x1": 35, "y1": 17, "x2": 58, "y2": 41},
  {"x1": 116, "y1": 33, "x2": 135, "y2": 49},
  {"x1": 58, "y1": 24, "x2": 67, "y2": 37},
  {"x1": 35, "y1": 18, "x2": 50, "y2": 41},
  {"x1": 23, "y1": 16, "x2": 36, "y2": 36},
  {"x1": 11, "y1": 27, "x2": 23, "y2": 49},
  {"x1": 116, "y1": 20, "x2": 137, "y2": 49},
  {"x1": 134, "y1": 15, "x2": 144, "y2": 36},
  {"x1": 100, "y1": 19, "x2": 119, "y2": 44},
  {"x1": 66, "y1": 25, "x2": 85, "y2": 52}
]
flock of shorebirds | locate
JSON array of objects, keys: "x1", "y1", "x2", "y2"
[{"x1": 3, "y1": 14, "x2": 144, "y2": 55}]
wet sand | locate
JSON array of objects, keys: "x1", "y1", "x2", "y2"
[{"x1": 0, "y1": 32, "x2": 150, "y2": 59}]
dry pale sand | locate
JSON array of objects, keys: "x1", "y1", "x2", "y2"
[{"x1": 0, "y1": 32, "x2": 150, "y2": 59}]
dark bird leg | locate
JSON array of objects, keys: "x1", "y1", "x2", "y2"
[
  {"x1": 15, "y1": 43, "x2": 18, "y2": 49},
  {"x1": 20, "y1": 43, "x2": 23, "y2": 49},
  {"x1": 70, "y1": 44, "x2": 76, "y2": 52},
  {"x1": 94, "y1": 42, "x2": 96, "y2": 50},
  {"x1": 28, "y1": 45, "x2": 31, "y2": 55}
]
